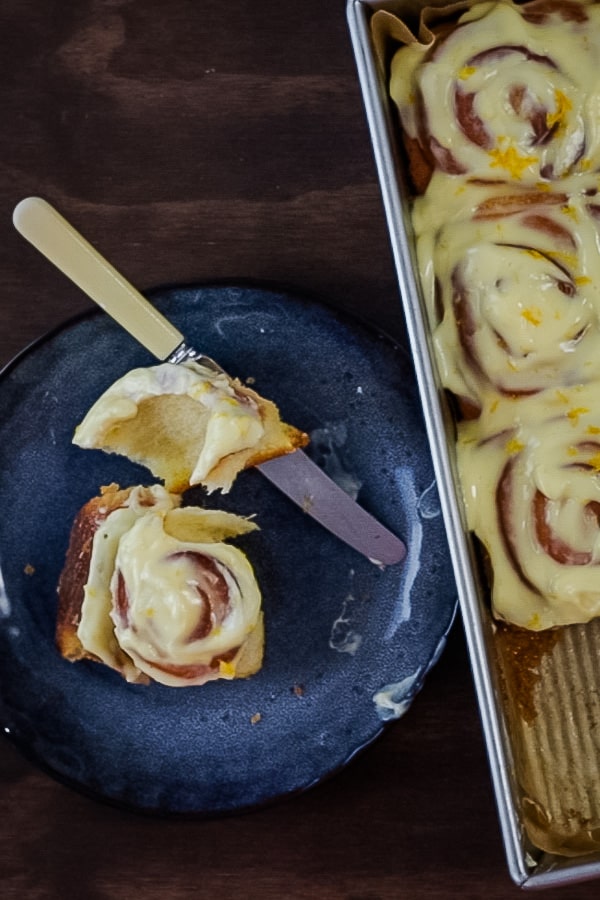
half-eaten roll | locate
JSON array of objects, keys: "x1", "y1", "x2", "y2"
[
  {"x1": 73, "y1": 361, "x2": 309, "y2": 493},
  {"x1": 56, "y1": 483, "x2": 263, "y2": 686}
]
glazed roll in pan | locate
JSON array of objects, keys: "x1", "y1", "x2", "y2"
[
  {"x1": 390, "y1": 0, "x2": 600, "y2": 630},
  {"x1": 390, "y1": 0, "x2": 600, "y2": 190}
]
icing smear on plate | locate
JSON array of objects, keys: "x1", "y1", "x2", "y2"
[
  {"x1": 385, "y1": 470, "x2": 441, "y2": 639},
  {"x1": 0, "y1": 566, "x2": 10, "y2": 618},
  {"x1": 373, "y1": 670, "x2": 422, "y2": 721}
]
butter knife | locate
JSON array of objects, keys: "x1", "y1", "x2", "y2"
[{"x1": 13, "y1": 197, "x2": 406, "y2": 565}]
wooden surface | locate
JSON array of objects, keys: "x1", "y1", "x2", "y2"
[{"x1": 0, "y1": 1, "x2": 598, "y2": 897}]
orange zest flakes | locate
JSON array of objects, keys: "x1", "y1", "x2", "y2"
[
  {"x1": 524, "y1": 247, "x2": 545, "y2": 260},
  {"x1": 560, "y1": 203, "x2": 578, "y2": 222},
  {"x1": 488, "y1": 143, "x2": 538, "y2": 179},
  {"x1": 458, "y1": 65, "x2": 476, "y2": 80},
  {"x1": 219, "y1": 659, "x2": 236, "y2": 678},
  {"x1": 546, "y1": 89, "x2": 572, "y2": 131},
  {"x1": 505, "y1": 437, "x2": 525, "y2": 455},
  {"x1": 567, "y1": 406, "x2": 590, "y2": 425},
  {"x1": 547, "y1": 248, "x2": 578, "y2": 270},
  {"x1": 575, "y1": 275, "x2": 592, "y2": 286},
  {"x1": 588, "y1": 452, "x2": 600, "y2": 471},
  {"x1": 521, "y1": 307, "x2": 542, "y2": 325},
  {"x1": 567, "y1": 445, "x2": 578, "y2": 457},
  {"x1": 587, "y1": 424, "x2": 600, "y2": 434}
]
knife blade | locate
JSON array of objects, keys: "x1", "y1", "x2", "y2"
[
  {"x1": 258, "y1": 453, "x2": 405, "y2": 565},
  {"x1": 12, "y1": 196, "x2": 406, "y2": 565}
]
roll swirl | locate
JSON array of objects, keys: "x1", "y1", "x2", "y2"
[
  {"x1": 414, "y1": 174, "x2": 600, "y2": 408},
  {"x1": 390, "y1": 0, "x2": 600, "y2": 188},
  {"x1": 458, "y1": 385, "x2": 600, "y2": 629},
  {"x1": 111, "y1": 506, "x2": 262, "y2": 687}
]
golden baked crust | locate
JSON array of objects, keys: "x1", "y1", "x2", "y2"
[{"x1": 56, "y1": 484, "x2": 131, "y2": 664}]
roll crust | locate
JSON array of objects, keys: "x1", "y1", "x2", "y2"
[{"x1": 57, "y1": 484, "x2": 131, "y2": 665}]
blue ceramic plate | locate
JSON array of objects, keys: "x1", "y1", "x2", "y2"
[{"x1": 0, "y1": 284, "x2": 455, "y2": 814}]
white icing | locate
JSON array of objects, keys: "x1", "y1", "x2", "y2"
[
  {"x1": 414, "y1": 173, "x2": 600, "y2": 405},
  {"x1": 392, "y1": 0, "x2": 600, "y2": 629},
  {"x1": 112, "y1": 514, "x2": 261, "y2": 684},
  {"x1": 73, "y1": 361, "x2": 264, "y2": 485},
  {"x1": 458, "y1": 385, "x2": 600, "y2": 628},
  {"x1": 77, "y1": 486, "x2": 261, "y2": 685},
  {"x1": 77, "y1": 485, "x2": 178, "y2": 681},
  {"x1": 0, "y1": 567, "x2": 11, "y2": 619},
  {"x1": 329, "y1": 590, "x2": 363, "y2": 655},
  {"x1": 373, "y1": 671, "x2": 421, "y2": 721},
  {"x1": 391, "y1": 0, "x2": 600, "y2": 183}
]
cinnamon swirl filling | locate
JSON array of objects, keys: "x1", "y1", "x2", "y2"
[
  {"x1": 458, "y1": 387, "x2": 600, "y2": 628},
  {"x1": 414, "y1": 175, "x2": 600, "y2": 408},
  {"x1": 390, "y1": 0, "x2": 600, "y2": 185}
]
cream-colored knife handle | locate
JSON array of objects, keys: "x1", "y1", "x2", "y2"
[{"x1": 12, "y1": 197, "x2": 183, "y2": 361}]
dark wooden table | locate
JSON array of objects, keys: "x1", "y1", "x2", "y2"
[{"x1": 0, "y1": 2, "x2": 597, "y2": 897}]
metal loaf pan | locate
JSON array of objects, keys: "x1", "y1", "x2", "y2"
[{"x1": 347, "y1": 0, "x2": 600, "y2": 888}]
